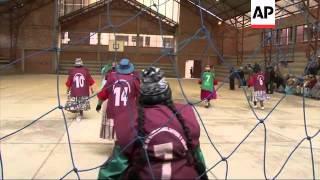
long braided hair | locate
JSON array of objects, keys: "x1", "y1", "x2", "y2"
[
  {"x1": 125, "y1": 97, "x2": 147, "y2": 179},
  {"x1": 126, "y1": 67, "x2": 208, "y2": 180},
  {"x1": 164, "y1": 98, "x2": 208, "y2": 180}
]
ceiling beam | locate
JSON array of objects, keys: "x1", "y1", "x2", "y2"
[
  {"x1": 216, "y1": 1, "x2": 250, "y2": 19},
  {"x1": 276, "y1": 4, "x2": 295, "y2": 16}
]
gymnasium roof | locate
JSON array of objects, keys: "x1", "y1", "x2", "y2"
[
  {"x1": 1, "y1": 0, "x2": 319, "y2": 28},
  {"x1": 0, "y1": 0, "x2": 33, "y2": 14},
  {"x1": 186, "y1": 0, "x2": 319, "y2": 28},
  {"x1": 187, "y1": 0, "x2": 251, "y2": 21}
]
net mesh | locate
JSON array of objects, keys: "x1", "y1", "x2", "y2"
[{"x1": 0, "y1": 0, "x2": 319, "y2": 179}]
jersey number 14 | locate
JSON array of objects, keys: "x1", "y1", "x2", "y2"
[{"x1": 113, "y1": 87, "x2": 129, "y2": 106}]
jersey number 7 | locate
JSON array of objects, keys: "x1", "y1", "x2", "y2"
[{"x1": 205, "y1": 75, "x2": 211, "y2": 84}]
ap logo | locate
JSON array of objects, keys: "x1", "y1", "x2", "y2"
[{"x1": 251, "y1": 0, "x2": 275, "y2": 29}]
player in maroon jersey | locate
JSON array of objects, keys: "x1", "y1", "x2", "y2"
[
  {"x1": 249, "y1": 63, "x2": 268, "y2": 110},
  {"x1": 98, "y1": 67, "x2": 208, "y2": 180},
  {"x1": 100, "y1": 62, "x2": 116, "y2": 89},
  {"x1": 99, "y1": 61, "x2": 116, "y2": 139},
  {"x1": 65, "y1": 58, "x2": 95, "y2": 121},
  {"x1": 96, "y1": 58, "x2": 140, "y2": 140}
]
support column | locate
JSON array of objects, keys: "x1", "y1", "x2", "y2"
[
  {"x1": 306, "y1": 0, "x2": 312, "y2": 60},
  {"x1": 21, "y1": 49, "x2": 25, "y2": 73},
  {"x1": 52, "y1": 0, "x2": 61, "y2": 73},
  {"x1": 9, "y1": 13, "x2": 19, "y2": 64},
  {"x1": 136, "y1": 16, "x2": 141, "y2": 61},
  {"x1": 313, "y1": 1, "x2": 320, "y2": 57},
  {"x1": 235, "y1": 23, "x2": 239, "y2": 65},
  {"x1": 174, "y1": 28, "x2": 179, "y2": 76},
  {"x1": 305, "y1": 0, "x2": 320, "y2": 60},
  {"x1": 9, "y1": 12, "x2": 13, "y2": 62},
  {"x1": 264, "y1": 32, "x2": 267, "y2": 66},
  {"x1": 174, "y1": 21, "x2": 182, "y2": 78},
  {"x1": 241, "y1": 16, "x2": 244, "y2": 65},
  {"x1": 269, "y1": 30, "x2": 272, "y2": 64},
  {"x1": 97, "y1": 14, "x2": 102, "y2": 68},
  {"x1": 264, "y1": 30, "x2": 272, "y2": 67},
  {"x1": 221, "y1": 28, "x2": 224, "y2": 59},
  {"x1": 232, "y1": 16, "x2": 245, "y2": 66}
]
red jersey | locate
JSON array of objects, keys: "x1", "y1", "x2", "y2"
[
  {"x1": 97, "y1": 71, "x2": 140, "y2": 124},
  {"x1": 250, "y1": 72, "x2": 266, "y2": 91},
  {"x1": 306, "y1": 79, "x2": 317, "y2": 89},
  {"x1": 121, "y1": 104, "x2": 201, "y2": 179},
  {"x1": 104, "y1": 69, "x2": 115, "y2": 81},
  {"x1": 65, "y1": 67, "x2": 95, "y2": 97},
  {"x1": 104, "y1": 70, "x2": 138, "y2": 81}
]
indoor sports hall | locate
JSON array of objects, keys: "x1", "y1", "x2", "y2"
[{"x1": 0, "y1": 0, "x2": 319, "y2": 179}]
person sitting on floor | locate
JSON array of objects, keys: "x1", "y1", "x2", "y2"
[
  {"x1": 285, "y1": 77, "x2": 296, "y2": 95},
  {"x1": 310, "y1": 72, "x2": 320, "y2": 99},
  {"x1": 303, "y1": 74, "x2": 317, "y2": 97}
]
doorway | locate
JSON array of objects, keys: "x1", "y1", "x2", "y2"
[{"x1": 185, "y1": 60, "x2": 201, "y2": 78}]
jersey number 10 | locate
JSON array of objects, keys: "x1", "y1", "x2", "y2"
[{"x1": 74, "y1": 75, "x2": 85, "y2": 88}]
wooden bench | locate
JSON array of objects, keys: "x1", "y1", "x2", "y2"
[{"x1": 0, "y1": 57, "x2": 10, "y2": 65}]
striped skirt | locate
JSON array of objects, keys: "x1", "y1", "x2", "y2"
[
  {"x1": 64, "y1": 96, "x2": 90, "y2": 112},
  {"x1": 252, "y1": 90, "x2": 268, "y2": 102},
  {"x1": 100, "y1": 102, "x2": 115, "y2": 140}
]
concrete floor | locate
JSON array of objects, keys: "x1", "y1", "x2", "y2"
[{"x1": 0, "y1": 74, "x2": 319, "y2": 179}]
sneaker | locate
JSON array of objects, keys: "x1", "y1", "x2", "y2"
[
  {"x1": 253, "y1": 105, "x2": 258, "y2": 108},
  {"x1": 76, "y1": 115, "x2": 82, "y2": 122},
  {"x1": 205, "y1": 101, "x2": 209, "y2": 108},
  {"x1": 260, "y1": 106, "x2": 265, "y2": 110}
]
